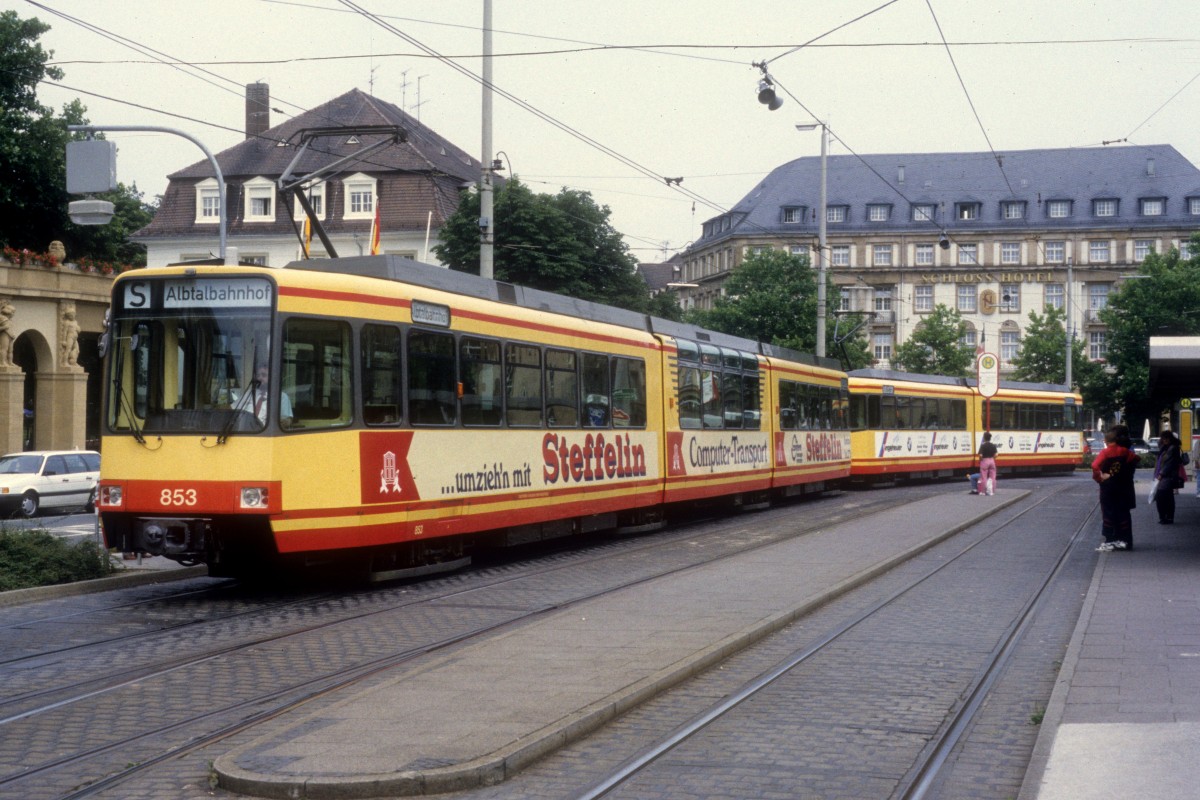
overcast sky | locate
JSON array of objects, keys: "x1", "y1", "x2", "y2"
[{"x1": 20, "y1": 0, "x2": 1200, "y2": 262}]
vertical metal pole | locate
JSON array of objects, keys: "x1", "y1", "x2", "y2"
[
  {"x1": 816, "y1": 124, "x2": 828, "y2": 358},
  {"x1": 479, "y1": 0, "x2": 495, "y2": 280},
  {"x1": 1065, "y1": 258, "x2": 1073, "y2": 387}
]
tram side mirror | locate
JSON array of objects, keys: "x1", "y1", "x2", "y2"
[
  {"x1": 98, "y1": 309, "x2": 111, "y2": 358},
  {"x1": 130, "y1": 322, "x2": 149, "y2": 351}
]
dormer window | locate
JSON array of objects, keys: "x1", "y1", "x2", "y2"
[
  {"x1": 194, "y1": 178, "x2": 220, "y2": 224},
  {"x1": 1046, "y1": 200, "x2": 1072, "y2": 218},
  {"x1": 243, "y1": 176, "x2": 275, "y2": 222},
  {"x1": 867, "y1": 204, "x2": 891, "y2": 222},
  {"x1": 293, "y1": 182, "x2": 327, "y2": 220},
  {"x1": 1189, "y1": 197, "x2": 1200, "y2": 215},
  {"x1": 955, "y1": 202, "x2": 981, "y2": 220},
  {"x1": 781, "y1": 206, "x2": 806, "y2": 224},
  {"x1": 1001, "y1": 201, "x2": 1025, "y2": 220},
  {"x1": 912, "y1": 204, "x2": 935, "y2": 223},
  {"x1": 1092, "y1": 198, "x2": 1118, "y2": 217},
  {"x1": 343, "y1": 172, "x2": 376, "y2": 219},
  {"x1": 1140, "y1": 197, "x2": 1165, "y2": 216},
  {"x1": 826, "y1": 205, "x2": 848, "y2": 223}
]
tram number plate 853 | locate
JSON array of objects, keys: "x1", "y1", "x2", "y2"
[{"x1": 161, "y1": 488, "x2": 198, "y2": 507}]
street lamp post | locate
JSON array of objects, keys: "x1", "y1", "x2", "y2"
[{"x1": 796, "y1": 122, "x2": 828, "y2": 358}]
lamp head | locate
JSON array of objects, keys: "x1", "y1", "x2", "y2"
[
  {"x1": 757, "y1": 80, "x2": 783, "y2": 111},
  {"x1": 938, "y1": 234, "x2": 951, "y2": 250}
]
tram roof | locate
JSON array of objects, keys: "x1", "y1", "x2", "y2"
[
  {"x1": 286, "y1": 255, "x2": 842, "y2": 370},
  {"x1": 850, "y1": 368, "x2": 1071, "y2": 395}
]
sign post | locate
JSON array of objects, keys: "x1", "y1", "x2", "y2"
[{"x1": 977, "y1": 352, "x2": 999, "y2": 430}]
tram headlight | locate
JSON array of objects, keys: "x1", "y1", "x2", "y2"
[
  {"x1": 240, "y1": 486, "x2": 269, "y2": 509},
  {"x1": 99, "y1": 486, "x2": 122, "y2": 507}
]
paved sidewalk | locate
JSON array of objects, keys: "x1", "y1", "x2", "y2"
[
  {"x1": 215, "y1": 490, "x2": 1026, "y2": 799},
  {"x1": 1021, "y1": 477, "x2": 1200, "y2": 800}
]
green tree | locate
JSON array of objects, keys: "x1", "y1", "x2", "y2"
[
  {"x1": 647, "y1": 289, "x2": 684, "y2": 321},
  {"x1": 687, "y1": 249, "x2": 817, "y2": 351},
  {"x1": 434, "y1": 178, "x2": 653, "y2": 313},
  {"x1": 892, "y1": 304, "x2": 974, "y2": 377},
  {"x1": 1099, "y1": 234, "x2": 1200, "y2": 423},
  {"x1": 0, "y1": 11, "x2": 153, "y2": 266}
]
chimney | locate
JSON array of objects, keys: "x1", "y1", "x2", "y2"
[
  {"x1": 897, "y1": 165, "x2": 905, "y2": 184},
  {"x1": 245, "y1": 83, "x2": 270, "y2": 140},
  {"x1": 1146, "y1": 157, "x2": 1156, "y2": 177}
]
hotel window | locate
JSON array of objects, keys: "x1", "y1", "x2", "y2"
[
  {"x1": 1089, "y1": 331, "x2": 1108, "y2": 360},
  {"x1": 790, "y1": 244, "x2": 810, "y2": 258},
  {"x1": 957, "y1": 285, "x2": 977, "y2": 313},
  {"x1": 827, "y1": 205, "x2": 848, "y2": 223},
  {"x1": 956, "y1": 202, "x2": 981, "y2": 220},
  {"x1": 195, "y1": 178, "x2": 220, "y2": 224},
  {"x1": 914, "y1": 284, "x2": 933, "y2": 312},
  {"x1": 1190, "y1": 197, "x2": 1200, "y2": 215},
  {"x1": 1134, "y1": 239, "x2": 1154, "y2": 261},
  {"x1": 961, "y1": 327, "x2": 977, "y2": 350},
  {"x1": 1044, "y1": 283, "x2": 1064, "y2": 310},
  {"x1": 243, "y1": 177, "x2": 274, "y2": 222},
  {"x1": 1140, "y1": 198, "x2": 1164, "y2": 216},
  {"x1": 782, "y1": 206, "x2": 805, "y2": 223},
  {"x1": 873, "y1": 333, "x2": 892, "y2": 362},
  {"x1": 1001, "y1": 201, "x2": 1025, "y2": 220},
  {"x1": 915, "y1": 243, "x2": 934, "y2": 265},
  {"x1": 957, "y1": 243, "x2": 978, "y2": 265},
  {"x1": 912, "y1": 204, "x2": 935, "y2": 223},
  {"x1": 830, "y1": 245, "x2": 850, "y2": 266},
  {"x1": 874, "y1": 288, "x2": 893, "y2": 312},
  {"x1": 1089, "y1": 240, "x2": 1110, "y2": 263},
  {"x1": 999, "y1": 284, "x2": 1020, "y2": 313},
  {"x1": 867, "y1": 204, "x2": 891, "y2": 222},
  {"x1": 293, "y1": 183, "x2": 326, "y2": 220},
  {"x1": 343, "y1": 172, "x2": 376, "y2": 219},
  {"x1": 1001, "y1": 242, "x2": 1021, "y2": 264},
  {"x1": 1089, "y1": 283, "x2": 1109, "y2": 311},
  {"x1": 839, "y1": 287, "x2": 851, "y2": 312},
  {"x1": 1001, "y1": 329, "x2": 1020, "y2": 363},
  {"x1": 1182, "y1": 241, "x2": 1194, "y2": 259},
  {"x1": 1044, "y1": 241, "x2": 1065, "y2": 263},
  {"x1": 873, "y1": 244, "x2": 893, "y2": 266},
  {"x1": 1047, "y1": 200, "x2": 1072, "y2": 218},
  {"x1": 1092, "y1": 199, "x2": 1117, "y2": 217}
]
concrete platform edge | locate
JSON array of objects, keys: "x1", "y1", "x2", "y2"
[
  {"x1": 215, "y1": 490, "x2": 1030, "y2": 800},
  {"x1": 0, "y1": 564, "x2": 209, "y2": 608},
  {"x1": 1016, "y1": 530, "x2": 1105, "y2": 800}
]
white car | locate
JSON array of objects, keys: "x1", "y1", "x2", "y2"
[{"x1": 0, "y1": 450, "x2": 100, "y2": 518}]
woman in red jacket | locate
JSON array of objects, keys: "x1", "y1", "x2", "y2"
[{"x1": 1092, "y1": 424, "x2": 1139, "y2": 551}]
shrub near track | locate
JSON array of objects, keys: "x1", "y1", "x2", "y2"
[{"x1": 0, "y1": 528, "x2": 113, "y2": 591}]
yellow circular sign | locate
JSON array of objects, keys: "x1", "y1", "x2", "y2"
[{"x1": 1183, "y1": 398, "x2": 1193, "y2": 409}]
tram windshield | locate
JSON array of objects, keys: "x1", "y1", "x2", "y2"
[{"x1": 105, "y1": 276, "x2": 275, "y2": 436}]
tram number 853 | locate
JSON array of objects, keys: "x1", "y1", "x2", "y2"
[{"x1": 161, "y1": 488, "x2": 198, "y2": 506}]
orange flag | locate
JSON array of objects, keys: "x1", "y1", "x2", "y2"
[{"x1": 370, "y1": 202, "x2": 381, "y2": 255}]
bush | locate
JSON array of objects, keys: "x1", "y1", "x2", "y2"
[{"x1": 0, "y1": 528, "x2": 113, "y2": 591}]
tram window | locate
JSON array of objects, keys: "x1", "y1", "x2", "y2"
[
  {"x1": 1064, "y1": 404, "x2": 1078, "y2": 430},
  {"x1": 546, "y1": 349, "x2": 578, "y2": 427},
  {"x1": 505, "y1": 344, "x2": 542, "y2": 427},
  {"x1": 722, "y1": 371, "x2": 743, "y2": 428},
  {"x1": 891, "y1": 396, "x2": 912, "y2": 429},
  {"x1": 582, "y1": 353, "x2": 610, "y2": 427},
  {"x1": 1019, "y1": 403, "x2": 1036, "y2": 429},
  {"x1": 408, "y1": 330, "x2": 456, "y2": 425},
  {"x1": 1000, "y1": 402, "x2": 1018, "y2": 430},
  {"x1": 700, "y1": 344, "x2": 721, "y2": 367},
  {"x1": 362, "y1": 324, "x2": 402, "y2": 426},
  {"x1": 680, "y1": 367, "x2": 703, "y2": 429},
  {"x1": 1048, "y1": 405, "x2": 1062, "y2": 429},
  {"x1": 701, "y1": 369, "x2": 722, "y2": 428},
  {"x1": 461, "y1": 337, "x2": 502, "y2": 426},
  {"x1": 832, "y1": 388, "x2": 848, "y2": 430},
  {"x1": 743, "y1": 374, "x2": 761, "y2": 430},
  {"x1": 721, "y1": 347, "x2": 742, "y2": 370},
  {"x1": 779, "y1": 381, "x2": 797, "y2": 430},
  {"x1": 676, "y1": 339, "x2": 699, "y2": 363},
  {"x1": 283, "y1": 318, "x2": 352, "y2": 430},
  {"x1": 848, "y1": 393, "x2": 867, "y2": 431},
  {"x1": 611, "y1": 357, "x2": 646, "y2": 428},
  {"x1": 951, "y1": 399, "x2": 967, "y2": 429},
  {"x1": 818, "y1": 387, "x2": 834, "y2": 429}
]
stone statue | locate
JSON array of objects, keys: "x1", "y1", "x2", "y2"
[
  {"x1": 48, "y1": 240, "x2": 66, "y2": 263},
  {"x1": 59, "y1": 303, "x2": 80, "y2": 368},
  {"x1": 0, "y1": 298, "x2": 14, "y2": 368}
]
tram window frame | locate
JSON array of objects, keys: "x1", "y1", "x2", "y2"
[
  {"x1": 361, "y1": 323, "x2": 402, "y2": 426},
  {"x1": 676, "y1": 339, "x2": 700, "y2": 363},
  {"x1": 722, "y1": 370, "x2": 744, "y2": 429},
  {"x1": 700, "y1": 366, "x2": 722, "y2": 429},
  {"x1": 779, "y1": 380, "x2": 799, "y2": 430},
  {"x1": 545, "y1": 348, "x2": 579, "y2": 428},
  {"x1": 611, "y1": 357, "x2": 647, "y2": 428},
  {"x1": 1019, "y1": 403, "x2": 1036, "y2": 429},
  {"x1": 408, "y1": 329, "x2": 457, "y2": 426},
  {"x1": 1064, "y1": 403, "x2": 1078, "y2": 430},
  {"x1": 460, "y1": 336, "x2": 503, "y2": 427},
  {"x1": 951, "y1": 398, "x2": 967, "y2": 429},
  {"x1": 282, "y1": 317, "x2": 353, "y2": 430},
  {"x1": 833, "y1": 387, "x2": 849, "y2": 430},
  {"x1": 679, "y1": 365, "x2": 703, "y2": 429},
  {"x1": 505, "y1": 343, "x2": 543, "y2": 427},
  {"x1": 743, "y1": 374, "x2": 762, "y2": 430},
  {"x1": 582, "y1": 352, "x2": 611, "y2": 428}
]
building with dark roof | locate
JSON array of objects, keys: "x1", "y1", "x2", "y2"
[
  {"x1": 134, "y1": 86, "x2": 483, "y2": 268},
  {"x1": 676, "y1": 144, "x2": 1200, "y2": 372}
]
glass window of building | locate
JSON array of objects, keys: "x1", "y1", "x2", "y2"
[
  {"x1": 827, "y1": 205, "x2": 847, "y2": 223},
  {"x1": 1047, "y1": 200, "x2": 1072, "y2": 218},
  {"x1": 1134, "y1": 239, "x2": 1153, "y2": 261},
  {"x1": 868, "y1": 204, "x2": 891, "y2": 222},
  {"x1": 1089, "y1": 283, "x2": 1109, "y2": 310},
  {"x1": 831, "y1": 245, "x2": 850, "y2": 266},
  {"x1": 1140, "y1": 198, "x2": 1164, "y2": 216},
  {"x1": 957, "y1": 243, "x2": 979, "y2": 265},
  {"x1": 839, "y1": 287, "x2": 851, "y2": 312},
  {"x1": 873, "y1": 244, "x2": 892, "y2": 266},
  {"x1": 782, "y1": 207, "x2": 805, "y2": 223},
  {"x1": 1044, "y1": 241, "x2": 1065, "y2": 263},
  {"x1": 914, "y1": 284, "x2": 933, "y2": 312},
  {"x1": 1000, "y1": 284, "x2": 1020, "y2": 312},
  {"x1": 1089, "y1": 331, "x2": 1107, "y2": 360},
  {"x1": 874, "y1": 288, "x2": 893, "y2": 311},
  {"x1": 873, "y1": 333, "x2": 892, "y2": 362},
  {"x1": 1002, "y1": 201, "x2": 1025, "y2": 220},
  {"x1": 915, "y1": 243, "x2": 934, "y2": 265},
  {"x1": 1190, "y1": 197, "x2": 1200, "y2": 215},
  {"x1": 1044, "y1": 283, "x2": 1064, "y2": 309},
  {"x1": 961, "y1": 327, "x2": 978, "y2": 349},
  {"x1": 1001, "y1": 329, "x2": 1020, "y2": 362},
  {"x1": 790, "y1": 244, "x2": 810, "y2": 258},
  {"x1": 956, "y1": 202, "x2": 981, "y2": 220},
  {"x1": 1089, "y1": 240, "x2": 1110, "y2": 263},
  {"x1": 912, "y1": 204, "x2": 935, "y2": 222},
  {"x1": 1093, "y1": 199, "x2": 1117, "y2": 217},
  {"x1": 957, "y1": 284, "x2": 977, "y2": 313},
  {"x1": 1001, "y1": 242, "x2": 1021, "y2": 264}
]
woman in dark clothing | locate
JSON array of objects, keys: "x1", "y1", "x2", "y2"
[
  {"x1": 1092, "y1": 424, "x2": 1139, "y2": 551},
  {"x1": 1153, "y1": 431, "x2": 1183, "y2": 524}
]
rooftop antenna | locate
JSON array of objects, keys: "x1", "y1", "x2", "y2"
[
  {"x1": 413, "y1": 74, "x2": 431, "y2": 123},
  {"x1": 399, "y1": 69, "x2": 411, "y2": 110}
]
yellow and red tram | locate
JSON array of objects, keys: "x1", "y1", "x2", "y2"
[{"x1": 96, "y1": 256, "x2": 850, "y2": 576}]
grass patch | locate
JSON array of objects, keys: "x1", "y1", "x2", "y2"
[{"x1": 0, "y1": 527, "x2": 114, "y2": 591}]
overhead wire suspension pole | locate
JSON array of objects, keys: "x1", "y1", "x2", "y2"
[{"x1": 479, "y1": 0, "x2": 495, "y2": 279}]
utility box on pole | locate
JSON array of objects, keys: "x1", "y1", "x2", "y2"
[{"x1": 66, "y1": 139, "x2": 118, "y2": 193}]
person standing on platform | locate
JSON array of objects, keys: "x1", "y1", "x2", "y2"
[
  {"x1": 1093, "y1": 424, "x2": 1138, "y2": 551},
  {"x1": 1153, "y1": 431, "x2": 1183, "y2": 524},
  {"x1": 977, "y1": 432, "x2": 998, "y2": 496}
]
